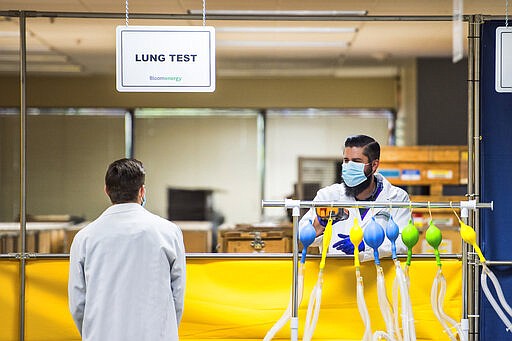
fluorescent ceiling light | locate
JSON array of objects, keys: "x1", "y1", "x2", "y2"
[
  {"x1": 218, "y1": 66, "x2": 400, "y2": 78},
  {"x1": 217, "y1": 27, "x2": 357, "y2": 33},
  {"x1": 218, "y1": 68, "x2": 334, "y2": 77},
  {"x1": 188, "y1": 10, "x2": 368, "y2": 16},
  {"x1": 0, "y1": 64, "x2": 82, "y2": 73},
  {"x1": 218, "y1": 40, "x2": 348, "y2": 48},
  {"x1": 0, "y1": 31, "x2": 19, "y2": 37},
  {"x1": 333, "y1": 66, "x2": 399, "y2": 78},
  {"x1": 0, "y1": 53, "x2": 68, "y2": 63},
  {"x1": 0, "y1": 46, "x2": 51, "y2": 53}
]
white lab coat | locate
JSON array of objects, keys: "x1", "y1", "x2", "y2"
[
  {"x1": 68, "y1": 203, "x2": 186, "y2": 341},
  {"x1": 300, "y1": 173, "x2": 410, "y2": 262}
]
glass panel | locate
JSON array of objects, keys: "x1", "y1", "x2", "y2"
[
  {"x1": 0, "y1": 109, "x2": 126, "y2": 254},
  {"x1": 135, "y1": 109, "x2": 259, "y2": 253},
  {"x1": 0, "y1": 111, "x2": 21, "y2": 254},
  {"x1": 264, "y1": 109, "x2": 393, "y2": 221}
]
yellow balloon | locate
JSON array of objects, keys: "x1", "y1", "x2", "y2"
[
  {"x1": 350, "y1": 219, "x2": 363, "y2": 268},
  {"x1": 459, "y1": 220, "x2": 486, "y2": 263},
  {"x1": 460, "y1": 221, "x2": 477, "y2": 244},
  {"x1": 320, "y1": 218, "x2": 333, "y2": 270}
]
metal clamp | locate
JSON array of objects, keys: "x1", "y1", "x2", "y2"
[{"x1": 12, "y1": 252, "x2": 35, "y2": 259}]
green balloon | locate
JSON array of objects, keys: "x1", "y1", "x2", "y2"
[
  {"x1": 425, "y1": 221, "x2": 443, "y2": 249},
  {"x1": 401, "y1": 219, "x2": 420, "y2": 249}
]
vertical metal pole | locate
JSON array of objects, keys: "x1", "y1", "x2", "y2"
[
  {"x1": 290, "y1": 207, "x2": 299, "y2": 341},
  {"x1": 472, "y1": 15, "x2": 482, "y2": 341},
  {"x1": 18, "y1": 10, "x2": 27, "y2": 341},
  {"x1": 124, "y1": 109, "x2": 135, "y2": 158},
  {"x1": 465, "y1": 14, "x2": 475, "y2": 341},
  {"x1": 462, "y1": 16, "x2": 474, "y2": 340},
  {"x1": 257, "y1": 110, "x2": 266, "y2": 217}
]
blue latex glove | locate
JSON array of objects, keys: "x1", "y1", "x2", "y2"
[{"x1": 332, "y1": 233, "x2": 365, "y2": 255}]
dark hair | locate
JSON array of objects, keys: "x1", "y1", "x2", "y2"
[
  {"x1": 105, "y1": 158, "x2": 145, "y2": 204},
  {"x1": 344, "y1": 135, "x2": 380, "y2": 162}
]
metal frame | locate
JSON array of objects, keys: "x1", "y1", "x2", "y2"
[
  {"x1": 466, "y1": 15, "x2": 484, "y2": 341},
  {"x1": 18, "y1": 12, "x2": 27, "y2": 341},
  {"x1": 0, "y1": 10, "x2": 479, "y2": 21},
  {"x1": 0, "y1": 8, "x2": 508, "y2": 341},
  {"x1": 262, "y1": 199, "x2": 493, "y2": 341}
]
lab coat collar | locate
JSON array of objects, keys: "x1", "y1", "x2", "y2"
[{"x1": 101, "y1": 203, "x2": 144, "y2": 216}]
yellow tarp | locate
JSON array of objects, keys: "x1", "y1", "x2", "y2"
[
  {"x1": 0, "y1": 260, "x2": 19, "y2": 341},
  {"x1": 0, "y1": 257, "x2": 462, "y2": 340}
]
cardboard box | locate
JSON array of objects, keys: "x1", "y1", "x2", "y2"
[{"x1": 175, "y1": 221, "x2": 213, "y2": 253}]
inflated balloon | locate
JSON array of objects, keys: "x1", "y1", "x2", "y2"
[
  {"x1": 385, "y1": 215, "x2": 400, "y2": 260},
  {"x1": 459, "y1": 220, "x2": 486, "y2": 263},
  {"x1": 300, "y1": 221, "x2": 317, "y2": 264},
  {"x1": 349, "y1": 219, "x2": 364, "y2": 268},
  {"x1": 425, "y1": 221, "x2": 443, "y2": 267},
  {"x1": 401, "y1": 219, "x2": 419, "y2": 266},
  {"x1": 363, "y1": 217, "x2": 385, "y2": 265}
]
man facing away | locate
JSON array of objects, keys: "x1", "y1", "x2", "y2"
[
  {"x1": 68, "y1": 158, "x2": 186, "y2": 340},
  {"x1": 300, "y1": 135, "x2": 411, "y2": 261}
]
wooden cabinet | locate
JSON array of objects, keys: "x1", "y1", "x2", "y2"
[{"x1": 219, "y1": 225, "x2": 292, "y2": 253}]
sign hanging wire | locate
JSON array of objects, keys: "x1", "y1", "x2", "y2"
[
  {"x1": 125, "y1": 0, "x2": 129, "y2": 26},
  {"x1": 202, "y1": 0, "x2": 206, "y2": 26}
]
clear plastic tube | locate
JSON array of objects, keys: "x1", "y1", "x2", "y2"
[
  {"x1": 402, "y1": 264, "x2": 416, "y2": 338},
  {"x1": 264, "y1": 264, "x2": 305, "y2": 341},
  {"x1": 430, "y1": 271, "x2": 454, "y2": 340},
  {"x1": 392, "y1": 260, "x2": 416, "y2": 341},
  {"x1": 392, "y1": 276, "x2": 402, "y2": 341},
  {"x1": 431, "y1": 269, "x2": 464, "y2": 341},
  {"x1": 303, "y1": 270, "x2": 323, "y2": 341},
  {"x1": 373, "y1": 331, "x2": 395, "y2": 341},
  {"x1": 404, "y1": 265, "x2": 411, "y2": 288},
  {"x1": 438, "y1": 271, "x2": 464, "y2": 339},
  {"x1": 481, "y1": 264, "x2": 512, "y2": 332},
  {"x1": 484, "y1": 265, "x2": 512, "y2": 317},
  {"x1": 376, "y1": 265, "x2": 397, "y2": 341},
  {"x1": 356, "y1": 268, "x2": 372, "y2": 341}
]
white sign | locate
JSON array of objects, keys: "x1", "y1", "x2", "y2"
[
  {"x1": 116, "y1": 26, "x2": 215, "y2": 92},
  {"x1": 496, "y1": 26, "x2": 512, "y2": 93}
]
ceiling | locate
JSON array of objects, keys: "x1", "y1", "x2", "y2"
[{"x1": 0, "y1": 0, "x2": 507, "y2": 77}]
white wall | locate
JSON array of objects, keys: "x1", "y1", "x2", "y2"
[{"x1": 135, "y1": 115, "x2": 260, "y2": 225}]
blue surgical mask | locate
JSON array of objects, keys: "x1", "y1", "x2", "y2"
[
  {"x1": 342, "y1": 161, "x2": 369, "y2": 187},
  {"x1": 141, "y1": 194, "x2": 146, "y2": 207}
]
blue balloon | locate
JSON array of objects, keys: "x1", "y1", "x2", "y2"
[
  {"x1": 363, "y1": 217, "x2": 385, "y2": 265},
  {"x1": 385, "y1": 215, "x2": 400, "y2": 259},
  {"x1": 300, "y1": 221, "x2": 317, "y2": 264}
]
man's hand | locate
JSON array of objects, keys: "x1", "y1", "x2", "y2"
[
  {"x1": 315, "y1": 207, "x2": 349, "y2": 227},
  {"x1": 312, "y1": 218, "x2": 326, "y2": 237},
  {"x1": 332, "y1": 233, "x2": 365, "y2": 254}
]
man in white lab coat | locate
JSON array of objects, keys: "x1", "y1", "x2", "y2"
[
  {"x1": 68, "y1": 158, "x2": 186, "y2": 340},
  {"x1": 300, "y1": 135, "x2": 410, "y2": 261}
]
